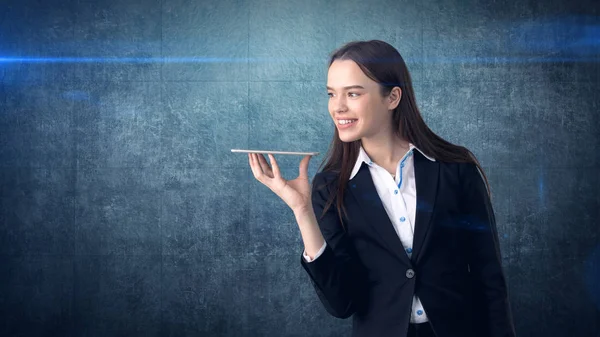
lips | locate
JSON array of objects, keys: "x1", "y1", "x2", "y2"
[
  {"x1": 337, "y1": 118, "x2": 358, "y2": 124},
  {"x1": 337, "y1": 118, "x2": 358, "y2": 129}
]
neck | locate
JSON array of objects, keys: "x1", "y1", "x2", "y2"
[{"x1": 360, "y1": 133, "x2": 411, "y2": 168}]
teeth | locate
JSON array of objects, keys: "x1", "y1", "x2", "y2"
[{"x1": 339, "y1": 119, "x2": 357, "y2": 125}]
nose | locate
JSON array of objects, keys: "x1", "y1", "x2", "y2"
[{"x1": 332, "y1": 95, "x2": 347, "y2": 112}]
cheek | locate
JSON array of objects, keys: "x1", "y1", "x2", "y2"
[{"x1": 356, "y1": 101, "x2": 375, "y2": 121}]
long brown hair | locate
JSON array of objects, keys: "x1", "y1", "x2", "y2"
[{"x1": 314, "y1": 40, "x2": 491, "y2": 230}]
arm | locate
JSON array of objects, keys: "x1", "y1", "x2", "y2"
[
  {"x1": 298, "y1": 172, "x2": 367, "y2": 319},
  {"x1": 460, "y1": 163, "x2": 516, "y2": 337}
]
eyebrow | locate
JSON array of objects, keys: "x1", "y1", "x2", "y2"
[{"x1": 326, "y1": 85, "x2": 365, "y2": 91}]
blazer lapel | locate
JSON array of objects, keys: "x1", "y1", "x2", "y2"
[
  {"x1": 410, "y1": 150, "x2": 439, "y2": 264},
  {"x1": 347, "y1": 150, "x2": 439, "y2": 266}
]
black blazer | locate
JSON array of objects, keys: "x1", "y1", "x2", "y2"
[{"x1": 300, "y1": 150, "x2": 516, "y2": 337}]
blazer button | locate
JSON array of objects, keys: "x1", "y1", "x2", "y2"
[{"x1": 406, "y1": 269, "x2": 415, "y2": 279}]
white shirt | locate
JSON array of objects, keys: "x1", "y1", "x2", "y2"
[{"x1": 303, "y1": 142, "x2": 436, "y2": 323}]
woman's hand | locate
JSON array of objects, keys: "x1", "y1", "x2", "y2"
[{"x1": 248, "y1": 153, "x2": 313, "y2": 214}]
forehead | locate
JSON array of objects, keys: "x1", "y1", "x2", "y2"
[{"x1": 327, "y1": 60, "x2": 375, "y2": 90}]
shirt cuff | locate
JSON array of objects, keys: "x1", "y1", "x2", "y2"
[{"x1": 303, "y1": 241, "x2": 327, "y2": 262}]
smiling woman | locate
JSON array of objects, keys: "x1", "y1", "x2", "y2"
[{"x1": 248, "y1": 39, "x2": 515, "y2": 337}]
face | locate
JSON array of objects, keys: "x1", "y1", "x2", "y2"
[{"x1": 326, "y1": 59, "x2": 401, "y2": 142}]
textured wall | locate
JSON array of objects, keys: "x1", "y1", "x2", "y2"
[{"x1": 1, "y1": 0, "x2": 599, "y2": 336}]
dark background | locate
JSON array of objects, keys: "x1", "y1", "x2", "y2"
[{"x1": 1, "y1": 0, "x2": 599, "y2": 336}]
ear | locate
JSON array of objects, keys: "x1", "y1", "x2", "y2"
[{"x1": 387, "y1": 87, "x2": 402, "y2": 110}]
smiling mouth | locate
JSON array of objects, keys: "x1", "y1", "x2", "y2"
[{"x1": 338, "y1": 119, "x2": 358, "y2": 125}]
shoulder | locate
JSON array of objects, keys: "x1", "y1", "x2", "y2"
[
  {"x1": 312, "y1": 170, "x2": 340, "y2": 193},
  {"x1": 435, "y1": 161, "x2": 482, "y2": 194},
  {"x1": 454, "y1": 161, "x2": 482, "y2": 187},
  {"x1": 434, "y1": 159, "x2": 471, "y2": 184},
  {"x1": 456, "y1": 161, "x2": 477, "y2": 176},
  {"x1": 313, "y1": 170, "x2": 339, "y2": 184},
  {"x1": 456, "y1": 161, "x2": 490, "y2": 196}
]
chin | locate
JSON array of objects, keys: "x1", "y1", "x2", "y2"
[{"x1": 338, "y1": 132, "x2": 361, "y2": 143}]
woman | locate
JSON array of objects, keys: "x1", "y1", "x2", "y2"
[{"x1": 248, "y1": 40, "x2": 516, "y2": 337}]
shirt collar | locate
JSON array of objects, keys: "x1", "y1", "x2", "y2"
[{"x1": 349, "y1": 142, "x2": 435, "y2": 180}]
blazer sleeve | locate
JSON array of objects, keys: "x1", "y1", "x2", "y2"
[
  {"x1": 460, "y1": 163, "x2": 517, "y2": 337},
  {"x1": 300, "y1": 172, "x2": 368, "y2": 319}
]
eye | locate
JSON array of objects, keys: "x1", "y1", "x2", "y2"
[{"x1": 327, "y1": 92, "x2": 360, "y2": 98}]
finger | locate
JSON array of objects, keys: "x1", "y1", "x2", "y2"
[
  {"x1": 257, "y1": 153, "x2": 273, "y2": 176},
  {"x1": 249, "y1": 153, "x2": 264, "y2": 180},
  {"x1": 254, "y1": 153, "x2": 274, "y2": 186},
  {"x1": 249, "y1": 153, "x2": 257, "y2": 176},
  {"x1": 268, "y1": 154, "x2": 281, "y2": 178},
  {"x1": 299, "y1": 155, "x2": 312, "y2": 178}
]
